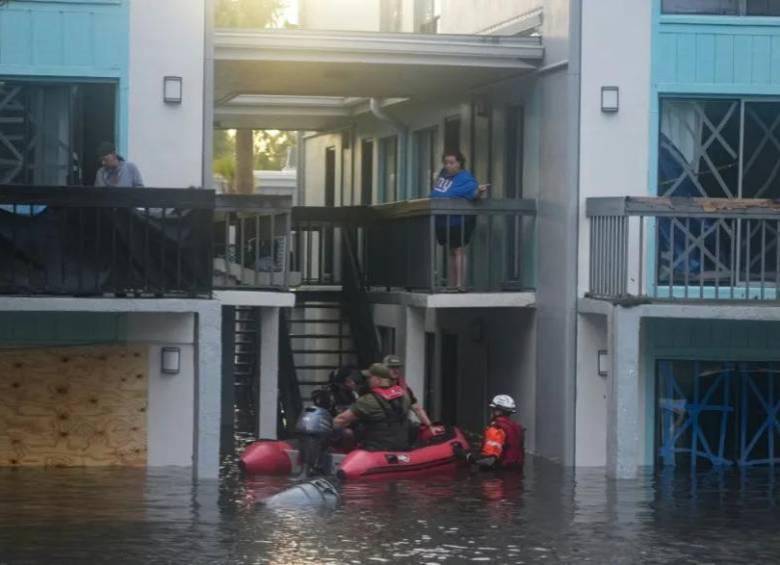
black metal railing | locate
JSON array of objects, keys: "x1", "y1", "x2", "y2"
[
  {"x1": 213, "y1": 194, "x2": 292, "y2": 291},
  {"x1": 289, "y1": 199, "x2": 536, "y2": 293},
  {"x1": 0, "y1": 186, "x2": 214, "y2": 297},
  {"x1": 290, "y1": 206, "x2": 371, "y2": 286},
  {"x1": 587, "y1": 196, "x2": 780, "y2": 301},
  {"x1": 365, "y1": 198, "x2": 536, "y2": 292}
]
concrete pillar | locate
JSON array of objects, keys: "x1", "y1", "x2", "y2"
[
  {"x1": 235, "y1": 128, "x2": 254, "y2": 194},
  {"x1": 258, "y1": 307, "x2": 280, "y2": 439},
  {"x1": 606, "y1": 306, "x2": 641, "y2": 479},
  {"x1": 194, "y1": 303, "x2": 222, "y2": 480},
  {"x1": 404, "y1": 306, "x2": 426, "y2": 406}
]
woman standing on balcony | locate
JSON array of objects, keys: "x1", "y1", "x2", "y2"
[{"x1": 430, "y1": 150, "x2": 488, "y2": 291}]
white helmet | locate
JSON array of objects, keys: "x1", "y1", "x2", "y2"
[{"x1": 489, "y1": 394, "x2": 516, "y2": 412}]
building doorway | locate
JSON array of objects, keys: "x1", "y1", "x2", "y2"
[
  {"x1": 360, "y1": 139, "x2": 374, "y2": 205},
  {"x1": 440, "y1": 333, "x2": 459, "y2": 426}
]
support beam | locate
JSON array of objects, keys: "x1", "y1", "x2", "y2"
[
  {"x1": 258, "y1": 307, "x2": 280, "y2": 439},
  {"x1": 235, "y1": 128, "x2": 254, "y2": 194},
  {"x1": 606, "y1": 306, "x2": 641, "y2": 479},
  {"x1": 194, "y1": 303, "x2": 222, "y2": 480},
  {"x1": 404, "y1": 306, "x2": 426, "y2": 407}
]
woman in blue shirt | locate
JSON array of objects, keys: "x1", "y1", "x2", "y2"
[{"x1": 430, "y1": 150, "x2": 488, "y2": 291}]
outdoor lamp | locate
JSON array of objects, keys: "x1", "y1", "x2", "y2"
[
  {"x1": 601, "y1": 86, "x2": 619, "y2": 113},
  {"x1": 163, "y1": 76, "x2": 183, "y2": 104},
  {"x1": 597, "y1": 350, "x2": 609, "y2": 377},
  {"x1": 161, "y1": 346, "x2": 181, "y2": 375}
]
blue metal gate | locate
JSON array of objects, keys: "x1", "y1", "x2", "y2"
[{"x1": 658, "y1": 361, "x2": 780, "y2": 468}]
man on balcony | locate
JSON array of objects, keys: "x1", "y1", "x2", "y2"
[{"x1": 94, "y1": 142, "x2": 144, "y2": 188}]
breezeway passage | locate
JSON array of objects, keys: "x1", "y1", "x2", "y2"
[{"x1": 1, "y1": 457, "x2": 779, "y2": 563}]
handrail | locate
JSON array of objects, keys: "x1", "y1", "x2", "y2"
[
  {"x1": 0, "y1": 185, "x2": 215, "y2": 208},
  {"x1": 587, "y1": 196, "x2": 780, "y2": 218},
  {"x1": 215, "y1": 193, "x2": 292, "y2": 213}
]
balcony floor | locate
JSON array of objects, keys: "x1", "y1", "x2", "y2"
[{"x1": 367, "y1": 290, "x2": 536, "y2": 309}]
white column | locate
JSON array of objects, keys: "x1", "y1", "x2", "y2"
[
  {"x1": 258, "y1": 307, "x2": 280, "y2": 439},
  {"x1": 606, "y1": 306, "x2": 641, "y2": 479},
  {"x1": 404, "y1": 306, "x2": 426, "y2": 406},
  {"x1": 194, "y1": 303, "x2": 222, "y2": 480}
]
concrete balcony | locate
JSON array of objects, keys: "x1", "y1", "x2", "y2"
[{"x1": 291, "y1": 198, "x2": 536, "y2": 309}]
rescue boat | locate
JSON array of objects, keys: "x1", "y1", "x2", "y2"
[
  {"x1": 240, "y1": 427, "x2": 469, "y2": 480},
  {"x1": 336, "y1": 427, "x2": 469, "y2": 480}
]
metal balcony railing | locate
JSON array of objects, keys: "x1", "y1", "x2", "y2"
[
  {"x1": 213, "y1": 194, "x2": 292, "y2": 291},
  {"x1": 0, "y1": 186, "x2": 214, "y2": 297},
  {"x1": 290, "y1": 198, "x2": 537, "y2": 293},
  {"x1": 587, "y1": 197, "x2": 780, "y2": 301}
]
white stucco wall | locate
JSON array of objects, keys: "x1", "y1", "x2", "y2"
[
  {"x1": 128, "y1": 0, "x2": 205, "y2": 188},
  {"x1": 574, "y1": 0, "x2": 651, "y2": 469},
  {"x1": 126, "y1": 312, "x2": 196, "y2": 468},
  {"x1": 577, "y1": 0, "x2": 652, "y2": 296},
  {"x1": 300, "y1": 0, "x2": 381, "y2": 30},
  {"x1": 574, "y1": 313, "x2": 608, "y2": 466}
]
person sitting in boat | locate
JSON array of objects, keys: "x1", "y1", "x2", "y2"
[
  {"x1": 455, "y1": 394, "x2": 524, "y2": 471},
  {"x1": 383, "y1": 354, "x2": 444, "y2": 437},
  {"x1": 333, "y1": 363, "x2": 412, "y2": 452},
  {"x1": 327, "y1": 366, "x2": 362, "y2": 414}
]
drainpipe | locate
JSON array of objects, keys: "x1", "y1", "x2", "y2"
[{"x1": 369, "y1": 98, "x2": 408, "y2": 200}]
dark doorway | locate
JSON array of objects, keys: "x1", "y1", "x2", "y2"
[
  {"x1": 441, "y1": 333, "x2": 459, "y2": 425},
  {"x1": 424, "y1": 331, "x2": 436, "y2": 416},
  {"x1": 361, "y1": 139, "x2": 374, "y2": 205},
  {"x1": 505, "y1": 105, "x2": 524, "y2": 199},
  {"x1": 324, "y1": 146, "x2": 336, "y2": 278},
  {"x1": 444, "y1": 115, "x2": 461, "y2": 154}
]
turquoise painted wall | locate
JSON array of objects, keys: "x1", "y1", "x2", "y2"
[
  {"x1": 0, "y1": 0, "x2": 130, "y2": 152},
  {"x1": 656, "y1": 17, "x2": 780, "y2": 95},
  {"x1": 0, "y1": 312, "x2": 127, "y2": 345}
]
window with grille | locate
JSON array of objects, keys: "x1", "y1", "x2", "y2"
[{"x1": 662, "y1": 0, "x2": 780, "y2": 16}]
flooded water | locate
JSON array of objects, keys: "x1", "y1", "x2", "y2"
[{"x1": 1, "y1": 456, "x2": 779, "y2": 564}]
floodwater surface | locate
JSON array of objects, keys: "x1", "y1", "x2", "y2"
[{"x1": 0, "y1": 456, "x2": 779, "y2": 564}]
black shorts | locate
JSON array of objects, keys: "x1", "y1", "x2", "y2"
[{"x1": 436, "y1": 217, "x2": 476, "y2": 248}]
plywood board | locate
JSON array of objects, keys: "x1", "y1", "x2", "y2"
[{"x1": 0, "y1": 345, "x2": 148, "y2": 467}]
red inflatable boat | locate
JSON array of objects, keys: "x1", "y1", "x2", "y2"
[
  {"x1": 337, "y1": 427, "x2": 469, "y2": 481},
  {"x1": 240, "y1": 427, "x2": 469, "y2": 480}
]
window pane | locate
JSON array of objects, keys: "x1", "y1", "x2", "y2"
[
  {"x1": 413, "y1": 127, "x2": 437, "y2": 199},
  {"x1": 380, "y1": 136, "x2": 398, "y2": 202},
  {"x1": 658, "y1": 98, "x2": 739, "y2": 198},
  {"x1": 746, "y1": 0, "x2": 780, "y2": 15},
  {"x1": 662, "y1": 0, "x2": 739, "y2": 14}
]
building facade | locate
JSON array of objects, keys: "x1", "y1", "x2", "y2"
[{"x1": 3, "y1": 0, "x2": 780, "y2": 480}]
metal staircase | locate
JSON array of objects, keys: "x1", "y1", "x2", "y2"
[
  {"x1": 276, "y1": 227, "x2": 381, "y2": 437},
  {"x1": 232, "y1": 305, "x2": 260, "y2": 437}
]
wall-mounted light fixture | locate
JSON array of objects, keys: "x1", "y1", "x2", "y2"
[
  {"x1": 597, "y1": 350, "x2": 609, "y2": 377},
  {"x1": 161, "y1": 346, "x2": 181, "y2": 375},
  {"x1": 601, "y1": 86, "x2": 619, "y2": 113},
  {"x1": 163, "y1": 76, "x2": 183, "y2": 104}
]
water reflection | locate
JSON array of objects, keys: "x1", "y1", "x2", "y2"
[{"x1": 0, "y1": 458, "x2": 779, "y2": 564}]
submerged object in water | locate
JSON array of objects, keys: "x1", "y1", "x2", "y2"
[
  {"x1": 261, "y1": 478, "x2": 341, "y2": 511},
  {"x1": 337, "y1": 427, "x2": 469, "y2": 481}
]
